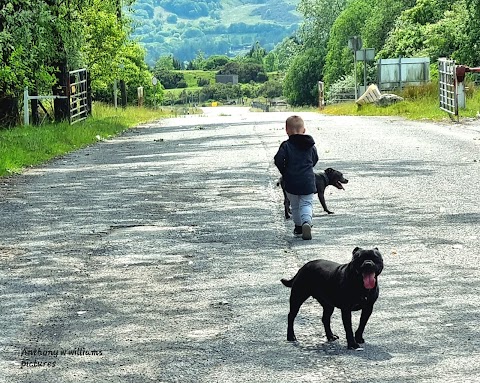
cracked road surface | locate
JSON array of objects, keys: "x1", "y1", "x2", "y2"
[{"x1": 1, "y1": 107, "x2": 479, "y2": 382}]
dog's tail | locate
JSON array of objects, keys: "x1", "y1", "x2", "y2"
[{"x1": 280, "y1": 277, "x2": 294, "y2": 288}]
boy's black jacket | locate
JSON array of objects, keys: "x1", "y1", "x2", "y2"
[{"x1": 274, "y1": 134, "x2": 319, "y2": 195}]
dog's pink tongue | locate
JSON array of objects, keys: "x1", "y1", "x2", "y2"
[{"x1": 363, "y1": 273, "x2": 376, "y2": 289}]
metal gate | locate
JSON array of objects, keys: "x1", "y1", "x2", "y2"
[
  {"x1": 69, "y1": 68, "x2": 90, "y2": 124},
  {"x1": 438, "y1": 58, "x2": 457, "y2": 118}
]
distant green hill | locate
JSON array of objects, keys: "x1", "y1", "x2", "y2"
[{"x1": 128, "y1": 0, "x2": 301, "y2": 66}]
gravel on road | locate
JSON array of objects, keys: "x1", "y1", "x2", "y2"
[{"x1": 1, "y1": 107, "x2": 479, "y2": 382}]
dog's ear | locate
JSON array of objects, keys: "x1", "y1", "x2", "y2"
[
  {"x1": 325, "y1": 167, "x2": 334, "y2": 174},
  {"x1": 351, "y1": 247, "x2": 363, "y2": 264},
  {"x1": 372, "y1": 248, "x2": 384, "y2": 275}
]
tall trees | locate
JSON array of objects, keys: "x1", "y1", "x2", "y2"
[
  {"x1": 245, "y1": 41, "x2": 267, "y2": 64},
  {"x1": 362, "y1": 0, "x2": 416, "y2": 52},
  {"x1": 0, "y1": 1, "x2": 64, "y2": 126},
  {"x1": 297, "y1": 0, "x2": 346, "y2": 48},
  {"x1": 289, "y1": 0, "x2": 478, "y2": 101},
  {"x1": 461, "y1": 0, "x2": 480, "y2": 65},
  {"x1": 280, "y1": 0, "x2": 346, "y2": 105},
  {"x1": 283, "y1": 47, "x2": 325, "y2": 106},
  {"x1": 265, "y1": 36, "x2": 301, "y2": 72},
  {"x1": 378, "y1": 0, "x2": 467, "y2": 62},
  {"x1": 323, "y1": 0, "x2": 375, "y2": 87},
  {"x1": 0, "y1": 0, "x2": 149, "y2": 127}
]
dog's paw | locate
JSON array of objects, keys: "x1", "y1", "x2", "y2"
[
  {"x1": 355, "y1": 336, "x2": 365, "y2": 344},
  {"x1": 326, "y1": 334, "x2": 339, "y2": 342},
  {"x1": 287, "y1": 335, "x2": 297, "y2": 342},
  {"x1": 326, "y1": 210, "x2": 334, "y2": 214},
  {"x1": 354, "y1": 334, "x2": 365, "y2": 344},
  {"x1": 347, "y1": 342, "x2": 362, "y2": 350}
]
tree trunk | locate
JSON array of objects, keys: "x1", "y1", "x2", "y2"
[
  {"x1": 52, "y1": 60, "x2": 70, "y2": 122},
  {"x1": 0, "y1": 97, "x2": 19, "y2": 128}
]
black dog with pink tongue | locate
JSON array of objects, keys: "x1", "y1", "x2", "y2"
[{"x1": 281, "y1": 247, "x2": 384, "y2": 350}]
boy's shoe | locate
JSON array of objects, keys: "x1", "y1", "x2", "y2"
[
  {"x1": 293, "y1": 225, "x2": 302, "y2": 236},
  {"x1": 302, "y1": 222, "x2": 312, "y2": 240}
]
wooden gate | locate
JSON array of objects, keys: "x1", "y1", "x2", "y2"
[
  {"x1": 438, "y1": 58, "x2": 457, "y2": 118},
  {"x1": 69, "y1": 68, "x2": 91, "y2": 124}
]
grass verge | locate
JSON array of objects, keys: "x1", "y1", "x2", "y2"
[
  {"x1": 322, "y1": 83, "x2": 480, "y2": 120},
  {"x1": 0, "y1": 103, "x2": 170, "y2": 177}
]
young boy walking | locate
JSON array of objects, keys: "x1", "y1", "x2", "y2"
[{"x1": 274, "y1": 115, "x2": 318, "y2": 240}]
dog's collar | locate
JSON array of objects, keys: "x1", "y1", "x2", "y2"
[{"x1": 321, "y1": 172, "x2": 329, "y2": 185}]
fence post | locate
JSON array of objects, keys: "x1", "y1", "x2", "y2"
[
  {"x1": 113, "y1": 80, "x2": 118, "y2": 109},
  {"x1": 31, "y1": 89, "x2": 39, "y2": 125},
  {"x1": 318, "y1": 81, "x2": 325, "y2": 110},
  {"x1": 398, "y1": 55, "x2": 403, "y2": 89},
  {"x1": 137, "y1": 86, "x2": 144, "y2": 107},
  {"x1": 23, "y1": 87, "x2": 29, "y2": 126},
  {"x1": 87, "y1": 72, "x2": 92, "y2": 116}
]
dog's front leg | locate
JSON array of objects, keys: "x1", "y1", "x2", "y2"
[
  {"x1": 318, "y1": 192, "x2": 333, "y2": 214},
  {"x1": 355, "y1": 305, "x2": 373, "y2": 344},
  {"x1": 341, "y1": 309, "x2": 360, "y2": 349}
]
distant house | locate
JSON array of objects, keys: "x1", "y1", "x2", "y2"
[{"x1": 215, "y1": 74, "x2": 238, "y2": 84}]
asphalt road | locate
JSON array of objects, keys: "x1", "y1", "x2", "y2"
[{"x1": 1, "y1": 107, "x2": 479, "y2": 382}]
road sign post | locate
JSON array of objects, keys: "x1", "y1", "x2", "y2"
[{"x1": 348, "y1": 36, "x2": 363, "y2": 99}]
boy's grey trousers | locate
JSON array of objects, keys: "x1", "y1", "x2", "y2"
[{"x1": 285, "y1": 192, "x2": 314, "y2": 226}]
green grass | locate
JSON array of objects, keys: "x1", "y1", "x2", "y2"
[
  {"x1": 3, "y1": 83, "x2": 479, "y2": 177},
  {"x1": 179, "y1": 70, "x2": 216, "y2": 88},
  {"x1": 0, "y1": 103, "x2": 170, "y2": 177},
  {"x1": 165, "y1": 87, "x2": 203, "y2": 97},
  {"x1": 323, "y1": 83, "x2": 480, "y2": 120}
]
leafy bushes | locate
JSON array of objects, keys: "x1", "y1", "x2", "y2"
[
  {"x1": 153, "y1": 69, "x2": 186, "y2": 89},
  {"x1": 283, "y1": 47, "x2": 325, "y2": 106},
  {"x1": 325, "y1": 74, "x2": 356, "y2": 104},
  {"x1": 203, "y1": 55, "x2": 231, "y2": 70},
  {"x1": 200, "y1": 83, "x2": 242, "y2": 101},
  {"x1": 166, "y1": 14, "x2": 178, "y2": 23},
  {"x1": 182, "y1": 27, "x2": 205, "y2": 39},
  {"x1": 218, "y1": 62, "x2": 268, "y2": 83},
  {"x1": 197, "y1": 78, "x2": 210, "y2": 86},
  {"x1": 176, "y1": 79, "x2": 188, "y2": 88}
]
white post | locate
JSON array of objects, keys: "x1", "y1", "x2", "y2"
[
  {"x1": 23, "y1": 87, "x2": 29, "y2": 125},
  {"x1": 318, "y1": 81, "x2": 324, "y2": 109},
  {"x1": 113, "y1": 80, "x2": 118, "y2": 109},
  {"x1": 457, "y1": 81, "x2": 466, "y2": 109}
]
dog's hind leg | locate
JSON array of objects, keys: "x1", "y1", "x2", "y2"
[
  {"x1": 321, "y1": 304, "x2": 339, "y2": 341},
  {"x1": 287, "y1": 290, "x2": 309, "y2": 341},
  {"x1": 283, "y1": 190, "x2": 291, "y2": 219}
]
